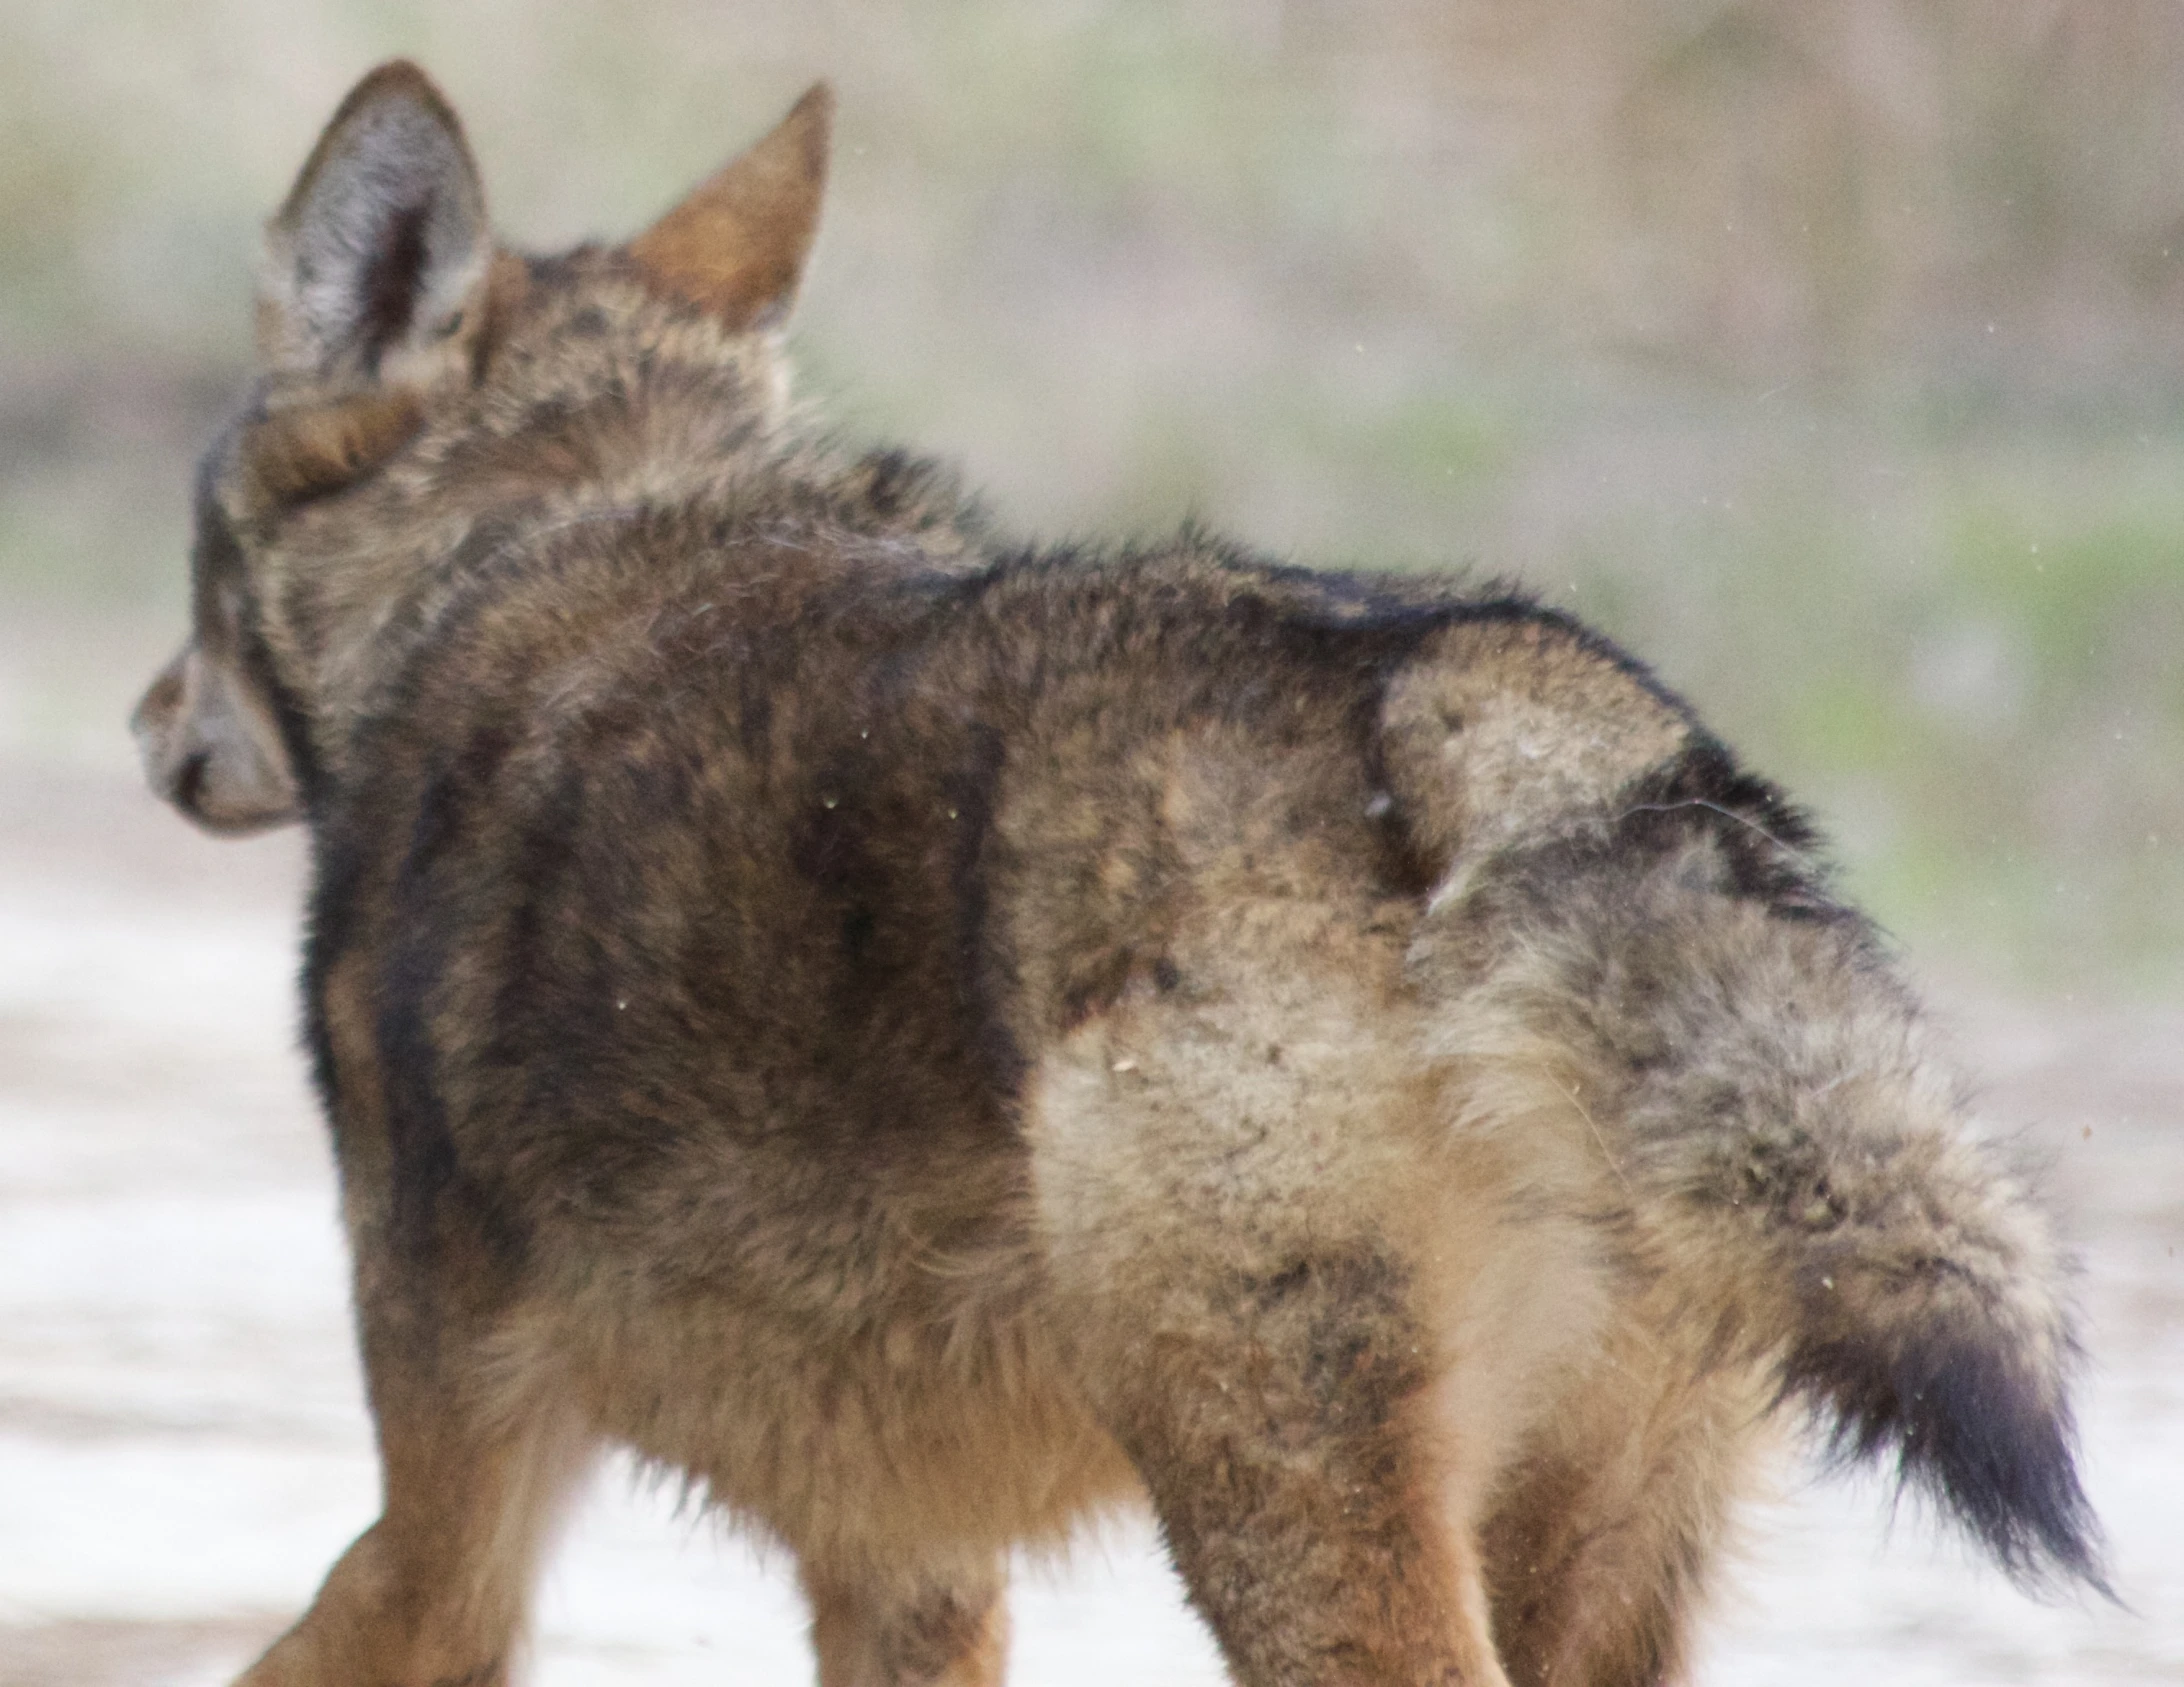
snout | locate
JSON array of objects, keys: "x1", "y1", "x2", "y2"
[{"x1": 130, "y1": 645, "x2": 303, "y2": 834}]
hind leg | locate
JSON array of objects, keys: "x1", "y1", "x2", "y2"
[
  {"x1": 1098, "y1": 1244, "x2": 1505, "y2": 1685},
  {"x1": 234, "y1": 1263, "x2": 591, "y2": 1686},
  {"x1": 1480, "y1": 1331, "x2": 1773, "y2": 1687},
  {"x1": 802, "y1": 1560, "x2": 1010, "y2": 1687},
  {"x1": 1026, "y1": 934, "x2": 1515, "y2": 1683}
]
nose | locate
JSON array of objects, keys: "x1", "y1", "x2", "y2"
[{"x1": 172, "y1": 747, "x2": 211, "y2": 814}]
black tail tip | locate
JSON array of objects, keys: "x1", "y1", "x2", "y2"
[{"x1": 1791, "y1": 1330, "x2": 2114, "y2": 1602}]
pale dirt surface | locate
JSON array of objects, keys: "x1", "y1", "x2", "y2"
[{"x1": 1, "y1": 754, "x2": 2177, "y2": 1687}]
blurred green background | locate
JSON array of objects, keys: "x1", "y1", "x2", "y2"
[{"x1": 2, "y1": 0, "x2": 2179, "y2": 993}]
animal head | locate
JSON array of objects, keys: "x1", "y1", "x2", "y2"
[{"x1": 131, "y1": 60, "x2": 833, "y2": 831}]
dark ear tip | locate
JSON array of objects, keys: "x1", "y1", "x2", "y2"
[{"x1": 329, "y1": 58, "x2": 463, "y2": 132}]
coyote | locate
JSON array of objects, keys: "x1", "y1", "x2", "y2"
[{"x1": 132, "y1": 61, "x2": 2102, "y2": 1687}]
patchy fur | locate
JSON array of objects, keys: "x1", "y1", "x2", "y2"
[{"x1": 133, "y1": 62, "x2": 2102, "y2": 1687}]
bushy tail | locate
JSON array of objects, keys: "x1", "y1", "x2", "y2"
[
  {"x1": 1378, "y1": 614, "x2": 2104, "y2": 1592},
  {"x1": 1416, "y1": 819, "x2": 2107, "y2": 1595}
]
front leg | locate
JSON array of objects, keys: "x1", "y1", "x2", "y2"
[{"x1": 233, "y1": 1256, "x2": 591, "y2": 1687}]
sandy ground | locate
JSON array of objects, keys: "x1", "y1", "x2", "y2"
[{"x1": 1, "y1": 755, "x2": 2177, "y2": 1686}]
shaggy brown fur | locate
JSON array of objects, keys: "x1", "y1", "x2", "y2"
[{"x1": 132, "y1": 62, "x2": 2103, "y2": 1687}]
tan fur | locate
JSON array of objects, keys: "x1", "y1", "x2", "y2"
[
  {"x1": 1380, "y1": 618, "x2": 1690, "y2": 873},
  {"x1": 630, "y1": 82, "x2": 833, "y2": 330},
  {"x1": 134, "y1": 62, "x2": 2100, "y2": 1687}
]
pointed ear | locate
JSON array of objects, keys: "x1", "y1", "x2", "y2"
[
  {"x1": 257, "y1": 60, "x2": 493, "y2": 386},
  {"x1": 628, "y1": 82, "x2": 832, "y2": 332}
]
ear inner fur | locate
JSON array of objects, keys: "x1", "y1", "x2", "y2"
[
  {"x1": 627, "y1": 82, "x2": 833, "y2": 331},
  {"x1": 257, "y1": 59, "x2": 493, "y2": 385}
]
